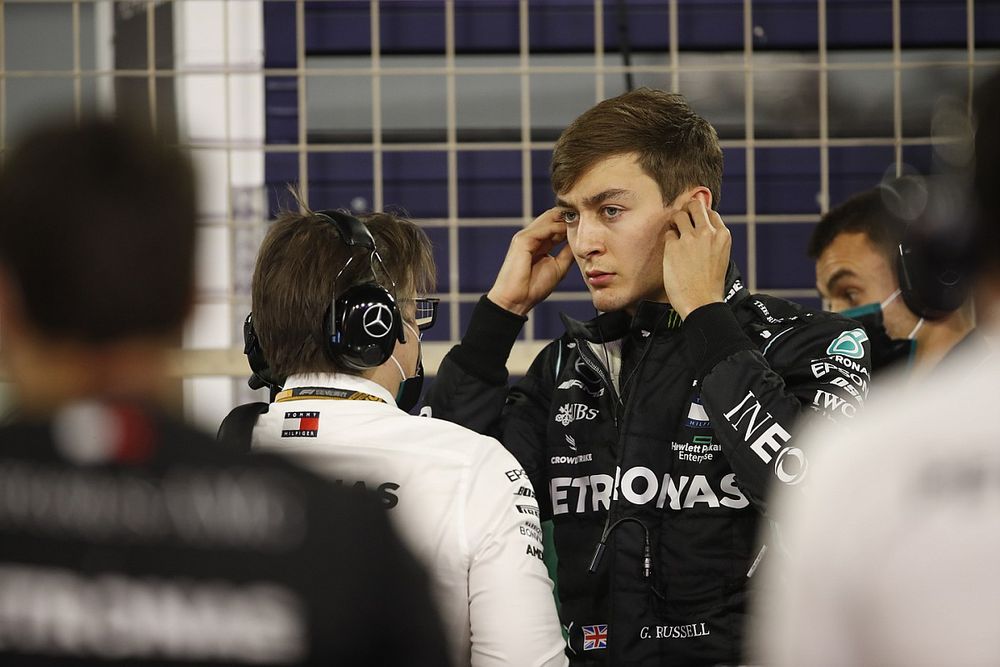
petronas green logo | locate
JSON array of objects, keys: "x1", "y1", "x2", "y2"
[{"x1": 826, "y1": 328, "x2": 869, "y2": 359}]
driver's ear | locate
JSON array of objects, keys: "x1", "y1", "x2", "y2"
[
  {"x1": 688, "y1": 187, "x2": 713, "y2": 210},
  {"x1": 672, "y1": 185, "x2": 712, "y2": 211},
  {"x1": 667, "y1": 187, "x2": 713, "y2": 211}
]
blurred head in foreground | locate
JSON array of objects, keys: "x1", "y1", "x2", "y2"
[{"x1": 0, "y1": 117, "x2": 195, "y2": 413}]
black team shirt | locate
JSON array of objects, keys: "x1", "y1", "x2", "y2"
[{"x1": 0, "y1": 400, "x2": 451, "y2": 666}]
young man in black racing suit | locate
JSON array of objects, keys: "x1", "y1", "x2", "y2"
[{"x1": 426, "y1": 88, "x2": 872, "y2": 666}]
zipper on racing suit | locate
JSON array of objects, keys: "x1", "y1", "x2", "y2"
[
  {"x1": 574, "y1": 332, "x2": 664, "y2": 661},
  {"x1": 573, "y1": 339, "x2": 621, "y2": 426}
]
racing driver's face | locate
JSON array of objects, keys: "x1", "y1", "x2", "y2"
[{"x1": 557, "y1": 153, "x2": 697, "y2": 315}]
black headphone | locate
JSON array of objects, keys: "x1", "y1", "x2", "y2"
[
  {"x1": 243, "y1": 210, "x2": 403, "y2": 391},
  {"x1": 889, "y1": 177, "x2": 973, "y2": 320},
  {"x1": 897, "y1": 228, "x2": 970, "y2": 320},
  {"x1": 244, "y1": 312, "x2": 276, "y2": 391}
]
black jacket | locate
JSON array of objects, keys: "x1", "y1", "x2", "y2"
[
  {"x1": 0, "y1": 402, "x2": 451, "y2": 666},
  {"x1": 426, "y1": 269, "x2": 871, "y2": 666}
]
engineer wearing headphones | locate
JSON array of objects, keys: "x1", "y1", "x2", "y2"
[
  {"x1": 754, "y1": 68, "x2": 1000, "y2": 667},
  {"x1": 809, "y1": 176, "x2": 977, "y2": 377},
  {"x1": 223, "y1": 205, "x2": 567, "y2": 667}
]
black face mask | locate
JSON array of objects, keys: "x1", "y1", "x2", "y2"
[
  {"x1": 394, "y1": 355, "x2": 424, "y2": 413},
  {"x1": 840, "y1": 303, "x2": 915, "y2": 375}
]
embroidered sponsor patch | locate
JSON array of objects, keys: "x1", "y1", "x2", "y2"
[
  {"x1": 281, "y1": 411, "x2": 319, "y2": 438},
  {"x1": 582, "y1": 624, "x2": 608, "y2": 651},
  {"x1": 555, "y1": 403, "x2": 598, "y2": 426},
  {"x1": 685, "y1": 395, "x2": 710, "y2": 428},
  {"x1": 550, "y1": 453, "x2": 593, "y2": 465},
  {"x1": 505, "y1": 468, "x2": 528, "y2": 482},
  {"x1": 826, "y1": 328, "x2": 869, "y2": 359}
]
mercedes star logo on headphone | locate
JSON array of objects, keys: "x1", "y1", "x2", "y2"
[{"x1": 362, "y1": 303, "x2": 394, "y2": 338}]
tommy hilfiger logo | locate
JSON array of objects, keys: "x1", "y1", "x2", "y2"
[
  {"x1": 685, "y1": 395, "x2": 710, "y2": 428},
  {"x1": 282, "y1": 411, "x2": 319, "y2": 437}
]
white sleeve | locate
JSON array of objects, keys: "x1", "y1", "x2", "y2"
[
  {"x1": 464, "y1": 439, "x2": 568, "y2": 667},
  {"x1": 753, "y1": 419, "x2": 877, "y2": 667}
]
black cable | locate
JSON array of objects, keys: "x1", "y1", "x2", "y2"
[
  {"x1": 588, "y1": 308, "x2": 671, "y2": 599},
  {"x1": 589, "y1": 517, "x2": 651, "y2": 576},
  {"x1": 589, "y1": 515, "x2": 665, "y2": 602},
  {"x1": 615, "y1": 0, "x2": 634, "y2": 92}
]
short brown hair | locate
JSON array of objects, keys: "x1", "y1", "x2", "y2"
[
  {"x1": 807, "y1": 181, "x2": 911, "y2": 262},
  {"x1": 0, "y1": 117, "x2": 196, "y2": 342},
  {"x1": 251, "y1": 205, "x2": 435, "y2": 378},
  {"x1": 551, "y1": 87, "x2": 723, "y2": 207}
]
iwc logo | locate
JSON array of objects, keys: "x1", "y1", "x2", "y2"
[{"x1": 362, "y1": 303, "x2": 393, "y2": 338}]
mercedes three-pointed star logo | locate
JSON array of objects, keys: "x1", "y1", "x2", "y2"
[{"x1": 362, "y1": 303, "x2": 393, "y2": 338}]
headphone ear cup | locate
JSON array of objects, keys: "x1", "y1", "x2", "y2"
[
  {"x1": 893, "y1": 175, "x2": 974, "y2": 320},
  {"x1": 243, "y1": 313, "x2": 280, "y2": 389},
  {"x1": 896, "y1": 236, "x2": 970, "y2": 320},
  {"x1": 328, "y1": 283, "x2": 401, "y2": 369}
]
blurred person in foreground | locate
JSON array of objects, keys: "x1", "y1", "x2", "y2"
[
  {"x1": 221, "y1": 204, "x2": 567, "y2": 667},
  {"x1": 809, "y1": 176, "x2": 976, "y2": 377},
  {"x1": 0, "y1": 117, "x2": 449, "y2": 666},
  {"x1": 753, "y1": 69, "x2": 1000, "y2": 667}
]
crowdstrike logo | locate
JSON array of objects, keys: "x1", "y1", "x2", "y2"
[
  {"x1": 550, "y1": 453, "x2": 594, "y2": 465},
  {"x1": 361, "y1": 303, "x2": 393, "y2": 339}
]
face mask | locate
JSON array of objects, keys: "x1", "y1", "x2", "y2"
[
  {"x1": 388, "y1": 322, "x2": 424, "y2": 412},
  {"x1": 879, "y1": 289, "x2": 926, "y2": 340},
  {"x1": 841, "y1": 289, "x2": 919, "y2": 375}
]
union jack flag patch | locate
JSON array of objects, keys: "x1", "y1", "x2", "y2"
[
  {"x1": 582, "y1": 624, "x2": 607, "y2": 651},
  {"x1": 282, "y1": 411, "x2": 319, "y2": 437}
]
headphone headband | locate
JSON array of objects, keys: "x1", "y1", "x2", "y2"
[
  {"x1": 243, "y1": 209, "x2": 405, "y2": 392},
  {"x1": 315, "y1": 210, "x2": 376, "y2": 249},
  {"x1": 316, "y1": 210, "x2": 403, "y2": 370}
]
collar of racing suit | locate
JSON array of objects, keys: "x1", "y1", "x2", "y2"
[
  {"x1": 559, "y1": 261, "x2": 752, "y2": 343},
  {"x1": 281, "y1": 372, "x2": 398, "y2": 406}
]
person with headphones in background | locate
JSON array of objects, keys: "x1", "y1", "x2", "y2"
[
  {"x1": 809, "y1": 176, "x2": 977, "y2": 377},
  {"x1": 754, "y1": 68, "x2": 1000, "y2": 667},
  {"x1": 221, "y1": 204, "x2": 567, "y2": 667}
]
